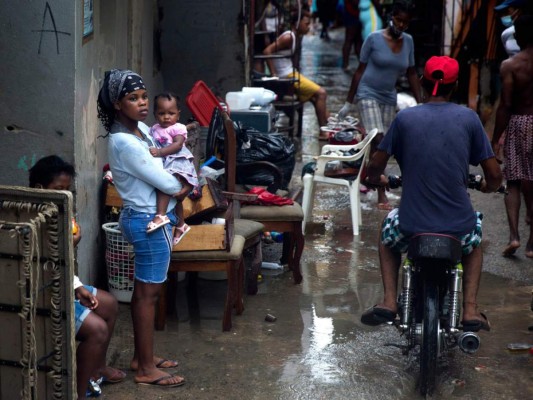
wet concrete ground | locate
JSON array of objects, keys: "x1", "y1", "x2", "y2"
[{"x1": 101, "y1": 28, "x2": 533, "y2": 399}]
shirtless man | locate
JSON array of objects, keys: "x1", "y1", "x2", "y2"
[{"x1": 492, "y1": 15, "x2": 533, "y2": 258}]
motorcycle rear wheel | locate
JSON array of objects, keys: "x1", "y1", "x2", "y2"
[{"x1": 419, "y1": 278, "x2": 439, "y2": 396}]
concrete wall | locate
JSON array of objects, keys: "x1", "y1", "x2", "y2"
[
  {"x1": 73, "y1": 0, "x2": 163, "y2": 284},
  {"x1": 0, "y1": 0, "x2": 246, "y2": 284},
  {"x1": 0, "y1": 0, "x2": 163, "y2": 284},
  {"x1": 158, "y1": 0, "x2": 246, "y2": 122},
  {"x1": 0, "y1": 1, "x2": 76, "y2": 184}
]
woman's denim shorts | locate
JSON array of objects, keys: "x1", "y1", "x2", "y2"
[
  {"x1": 119, "y1": 207, "x2": 177, "y2": 284},
  {"x1": 75, "y1": 285, "x2": 97, "y2": 334}
]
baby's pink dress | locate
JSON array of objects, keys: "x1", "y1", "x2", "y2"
[{"x1": 149, "y1": 123, "x2": 198, "y2": 187}]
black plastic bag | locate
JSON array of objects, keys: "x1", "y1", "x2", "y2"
[
  {"x1": 205, "y1": 108, "x2": 251, "y2": 159},
  {"x1": 236, "y1": 131, "x2": 295, "y2": 189},
  {"x1": 206, "y1": 108, "x2": 295, "y2": 189}
]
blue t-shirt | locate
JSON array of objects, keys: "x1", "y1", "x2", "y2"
[
  {"x1": 357, "y1": 30, "x2": 415, "y2": 106},
  {"x1": 378, "y1": 102, "x2": 494, "y2": 237}
]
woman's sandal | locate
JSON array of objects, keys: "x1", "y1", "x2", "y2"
[
  {"x1": 146, "y1": 214, "x2": 171, "y2": 233},
  {"x1": 173, "y1": 223, "x2": 191, "y2": 246}
]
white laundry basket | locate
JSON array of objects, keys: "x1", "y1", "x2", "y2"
[{"x1": 102, "y1": 222, "x2": 134, "y2": 303}]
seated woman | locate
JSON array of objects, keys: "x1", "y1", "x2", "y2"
[{"x1": 263, "y1": 9, "x2": 330, "y2": 138}]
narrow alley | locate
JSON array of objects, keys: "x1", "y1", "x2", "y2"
[{"x1": 101, "y1": 27, "x2": 533, "y2": 400}]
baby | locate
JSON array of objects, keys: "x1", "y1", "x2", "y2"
[{"x1": 147, "y1": 92, "x2": 199, "y2": 245}]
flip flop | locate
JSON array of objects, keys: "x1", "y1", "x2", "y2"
[
  {"x1": 135, "y1": 374, "x2": 185, "y2": 387},
  {"x1": 361, "y1": 305, "x2": 396, "y2": 326},
  {"x1": 146, "y1": 214, "x2": 171, "y2": 233},
  {"x1": 502, "y1": 241, "x2": 520, "y2": 257},
  {"x1": 461, "y1": 312, "x2": 491, "y2": 332},
  {"x1": 173, "y1": 224, "x2": 191, "y2": 246}
]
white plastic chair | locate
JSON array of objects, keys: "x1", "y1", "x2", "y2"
[{"x1": 302, "y1": 128, "x2": 378, "y2": 236}]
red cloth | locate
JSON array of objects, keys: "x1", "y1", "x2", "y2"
[{"x1": 245, "y1": 187, "x2": 294, "y2": 206}]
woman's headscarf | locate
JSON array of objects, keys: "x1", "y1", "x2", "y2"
[
  {"x1": 98, "y1": 69, "x2": 146, "y2": 111},
  {"x1": 97, "y1": 69, "x2": 146, "y2": 133}
]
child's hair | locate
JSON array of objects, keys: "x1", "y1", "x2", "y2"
[
  {"x1": 29, "y1": 155, "x2": 75, "y2": 188},
  {"x1": 153, "y1": 92, "x2": 181, "y2": 113}
]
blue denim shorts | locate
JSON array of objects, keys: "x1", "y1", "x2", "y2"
[
  {"x1": 381, "y1": 208, "x2": 483, "y2": 255},
  {"x1": 75, "y1": 285, "x2": 97, "y2": 334},
  {"x1": 119, "y1": 207, "x2": 176, "y2": 284}
]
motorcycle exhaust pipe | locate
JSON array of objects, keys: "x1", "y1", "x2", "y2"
[{"x1": 457, "y1": 332, "x2": 481, "y2": 354}]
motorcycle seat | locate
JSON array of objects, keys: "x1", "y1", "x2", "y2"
[{"x1": 408, "y1": 233, "x2": 462, "y2": 264}]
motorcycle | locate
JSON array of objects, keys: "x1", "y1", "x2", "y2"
[{"x1": 385, "y1": 174, "x2": 503, "y2": 396}]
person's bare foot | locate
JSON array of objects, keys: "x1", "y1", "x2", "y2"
[
  {"x1": 502, "y1": 240, "x2": 520, "y2": 257},
  {"x1": 97, "y1": 366, "x2": 127, "y2": 383},
  {"x1": 377, "y1": 188, "x2": 388, "y2": 205},
  {"x1": 526, "y1": 241, "x2": 533, "y2": 258},
  {"x1": 377, "y1": 202, "x2": 393, "y2": 211},
  {"x1": 130, "y1": 357, "x2": 178, "y2": 371}
]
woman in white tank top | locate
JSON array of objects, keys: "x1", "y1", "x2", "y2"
[{"x1": 263, "y1": 10, "x2": 330, "y2": 133}]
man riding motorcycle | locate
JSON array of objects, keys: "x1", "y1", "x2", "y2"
[{"x1": 361, "y1": 56, "x2": 502, "y2": 331}]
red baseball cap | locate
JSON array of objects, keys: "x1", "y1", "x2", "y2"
[{"x1": 423, "y1": 56, "x2": 459, "y2": 96}]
